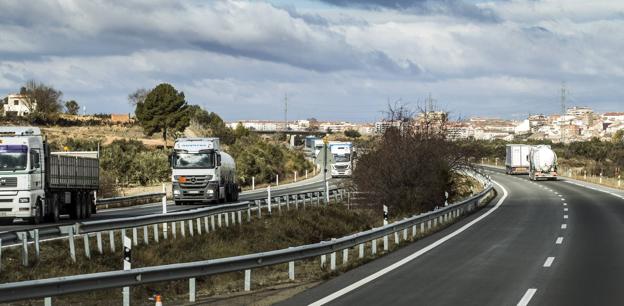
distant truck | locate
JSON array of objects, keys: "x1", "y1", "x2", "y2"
[
  {"x1": 0, "y1": 127, "x2": 99, "y2": 225},
  {"x1": 171, "y1": 138, "x2": 239, "y2": 205},
  {"x1": 329, "y1": 141, "x2": 353, "y2": 177},
  {"x1": 505, "y1": 144, "x2": 531, "y2": 174},
  {"x1": 529, "y1": 145, "x2": 558, "y2": 181},
  {"x1": 313, "y1": 139, "x2": 324, "y2": 157}
]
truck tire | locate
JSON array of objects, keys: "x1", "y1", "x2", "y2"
[
  {"x1": 84, "y1": 193, "x2": 92, "y2": 218},
  {"x1": 0, "y1": 218, "x2": 13, "y2": 225},
  {"x1": 70, "y1": 192, "x2": 80, "y2": 220},
  {"x1": 30, "y1": 199, "x2": 43, "y2": 225},
  {"x1": 44, "y1": 196, "x2": 60, "y2": 223}
]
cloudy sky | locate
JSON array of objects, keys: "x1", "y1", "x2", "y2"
[{"x1": 0, "y1": 0, "x2": 623, "y2": 122}]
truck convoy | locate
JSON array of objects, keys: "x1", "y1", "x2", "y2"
[
  {"x1": 0, "y1": 127, "x2": 99, "y2": 225},
  {"x1": 528, "y1": 145, "x2": 558, "y2": 181},
  {"x1": 505, "y1": 144, "x2": 531, "y2": 174},
  {"x1": 171, "y1": 138, "x2": 239, "y2": 205},
  {"x1": 329, "y1": 141, "x2": 353, "y2": 177}
]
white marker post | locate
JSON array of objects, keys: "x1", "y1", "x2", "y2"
[
  {"x1": 162, "y1": 183, "x2": 167, "y2": 214},
  {"x1": 122, "y1": 235, "x2": 131, "y2": 306},
  {"x1": 383, "y1": 205, "x2": 389, "y2": 251},
  {"x1": 276, "y1": 175, "x2": 279, "y2": 186},
  {"x1": 267, "y1": 185, "x2": 272, "y2": 215},
  {"x1": 294, "y1": 171, "x2": 297, "y2": 182},
  {"x1": 252, "y1": 176, "x2": 255, "y2": 190}
]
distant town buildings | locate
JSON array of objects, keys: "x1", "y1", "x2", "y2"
[{"x1": 225, "y1": 106, "x2": 624, "y2": 142}]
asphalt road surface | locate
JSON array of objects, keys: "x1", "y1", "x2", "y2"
[{"x1": 279, "y1": 168, "x2": 624, "y2": 306}]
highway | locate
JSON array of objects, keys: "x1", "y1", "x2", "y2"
[
  {"x1": 0, "y1": 174, "x2": 333, "y2": 233},
  {"x1": 279, "y1": 168, "x2": 624, "y2": 306}
]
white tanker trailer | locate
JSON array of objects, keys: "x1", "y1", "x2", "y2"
[{"x1": 529, "y1": 145, "x2": 558, "y2": 181}]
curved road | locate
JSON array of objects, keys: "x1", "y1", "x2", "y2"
[{"x1": 279, "y1": 168, "x2": 624, "y2": 306}]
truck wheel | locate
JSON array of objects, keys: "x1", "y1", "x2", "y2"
[
  {"x1": 30, "y1": 199, "x2": 43, "y2": 225},
  {"x1": 44, "y1": 197, "x2": 60, "y2": 223},
  {"x1": 84, "y1": 193, "x2": 92, "y2": 218},
  {"x1": 0, "y1": 218, "x2": 14, "y2": 226},
  {"x1": 70, "y1": 193, "x2": 80, "y2": 220}
]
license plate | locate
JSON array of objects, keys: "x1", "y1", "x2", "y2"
[{"x1": 188, "y1": 191, "x2": 200, "y2": 194}]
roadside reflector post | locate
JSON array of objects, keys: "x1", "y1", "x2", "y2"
[
  {"x1": 189, "y1": 277, "x2": 196, "y2": 302},
  {"x1": 33, "y1": 229, "x2": 40, "y2": 259},
  {"x1": 252, "y1": 176, "x2": 255, "y2": 190},
  {"x1": 162, "y1": 183, "x2": 167, "y2": 214},
  {"x1": 19, "y1": 232, "x2": 28, "y2": 266},
  {"x1": 244, "y1": 269, "x2": 251, "y2": 291},
  {"x1": 122, "y1": 234, "x2": 131, "y2": 306},
  {"x1": 383, "y1": 205, "x2": 389, "y2": 252},
  {"x1": 289, "y1": 260, "x2": 295, "y2": 280},
  {"x1": 67, "y1": 228, "x2": 75, "y2": 263},
  {"x1": 305, "y1": 169, "x2": 308, "y2": 179},
  {"x1": 294, "y1": 171, "x2": 297, "y2": 182},
  {"x1": 276, "y1": 174, "x2": 279, "y2": 186},
  {"x1": 267, "y1": 185, "x2": 272, "y2": 215}
]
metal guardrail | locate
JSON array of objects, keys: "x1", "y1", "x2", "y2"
[
  {"x1": 0, "y1": 173, "x2": 494, "y2": 303},
  {"x1": 95, "y1": 192, "x2": 165, "y2": 205}
]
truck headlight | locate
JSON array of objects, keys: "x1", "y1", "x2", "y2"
[
  {"x1": 19, "y1": 197, "x2": 30, "y2": 203},
  {"x1": 206, "y1": 189, "x2": 214, "y2": 194}
]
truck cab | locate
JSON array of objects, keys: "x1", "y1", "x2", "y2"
[
  {"x1": 171, "y1": 138, "x2": 238, "y2": 205},
  {"x1": 329, "y1": 141, "x2": 353, "y2": 177},
  {"x1": 0, "y1": 127, "x2": 45, "y2": 224}
]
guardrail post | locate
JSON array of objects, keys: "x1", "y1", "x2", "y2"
[
  {"x1": 19, "y1": 232, "x2": 28, "y2": 266},
  {"x1": 394, "y1": 232, "x2": 399, "y2": 245},
  {"x1": 294, "y1": 171, "x2": 297, "y2": 182},
  {"x1": 44, "y1": 297, "x2": 51, "y2": 306},
  {"x1": 153, "y1": 224, "x2": 159, "y2": 242},
  {"x1": 359, "y1": 243, "x2": 364, "y2": 258},
  {"x1": 217, "y1": 214, "x2": 222, "y2": 228},
  {"x1": 181, "y1": 220, "x2": 186, "y2": 237},
  {"x1": 33, "y1": 229, "x2": 40, "y2": 259},
  {"x1": 171, "y1": 222, "x2": 177, "y2": 239},
  {"x1": 224, "y1": 213, "x2": 229, "y2": 227},
  {"x1": 163, "y1": 222, "x2": 168, "y2": 240},
  {"x1": 189, "y1": 219, "x2": 195, "y2": 236},
  {"x1": 276, "y1": 174, "x2": 279, "y2": 186},
  {"x1": 96, "y1": 232, "x2": 103, "y2": 254},
  {"x1": 320, "y1": 254, "x2": 326, "y2": 268},
  {"x1": 244, "y1": 269, "x2": 251, "y2": 291},
  {"x1": 289, "y1": 260, "x2": 295, "y2": 280},
  {"x1": 247, "y1": 203, "x2": 251, "y2": 222},
  {"x1": 196, "y1": 218, "x2": 201, "y2": 235},
  {"x1": 143, "y1": 225, "x2": 149, "y2": 244},
  {"x1": 372, "y1": 239, "x2": 377, "y2": 255},
  {"x1": 204, "y1": 217, "x2": 210, "y2": 232},
  {"x1": 68, "y1": 228, "x2": 76, "y2": 263},
  {"x1": 257, "y1": 200, "x2": 262, "y2": 218},
  {"x1": 231, "y1": 212, "x2": 236, "y2": 225},
  {"x1": 330, "y1": 251, "x2": 336, "y2": 270},
  {"x1": 132, "y1": 228, "x2": 138, "y2": 246},
  {"x1": 109, "y1": 230, "x2": 115, "y2": 252},
  {"x1": 122, "y1": 234, "x2": 131, "y2": 306},
  {"x1": 189, "y1": 277, "x2": 196, "y2": 302},
  {"x1": 342, "y1": 248, "x2": 349, "y2": 265},
  {"x1": 238, "y1": 211, "x2": 242, "y2": 224},
  {"x1": 286, "y1": 195, "x2": 290, "y2": 210},
  {"x1": 403, "y1": 228, "x2": 408, "y2": 241},
  {"x1": 211, "y1": 215, "x2": 216, "y2": 230},
  {"x1": 277, "y1": 197, "x2": 282, "y2": 214},
  {"x1": 83, "y1": 234, "x2": 91, "y2": 259}
]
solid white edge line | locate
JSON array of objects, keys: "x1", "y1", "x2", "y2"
[
  {"x1": 543, "y1": 257, "x2": 555, "y2": 267},
  {"x1": 308, "y1": 180, "x2": 509, "y2": 306},
  {"x1": 518, "y1": 288, "x2": 537, "y2": 306}
]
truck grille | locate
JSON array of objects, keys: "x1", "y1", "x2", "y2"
[
  {"x1": 334, "y1": 165, "x2": 349, "y2": 170},
  {"x1": 0, "y1": 177, "x2": 17, "y2": 188},
  {"x1": 180, "y1": 176, "x2": 210, "y2": 188}
]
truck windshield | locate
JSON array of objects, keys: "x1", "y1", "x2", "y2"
[
  {"x1": 0, "y1": 145, "x2": 28, "y2": 171},
  {"x1": 334, "y1": 154, "x2": 351, "y2": 163},
  {"x1": 173, "y1": 152, "x2": 215, "y2": 169}
]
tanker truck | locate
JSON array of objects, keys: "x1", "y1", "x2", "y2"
[
  {"x1": 171, "y1": 138, "x2": 239, "y2": 205},
  {"x1": 529, "y1": 145, "x2": 558, "y2": 181},
  {"x1": 0, "y1": 127, "x2": 99, "y2": 225}
]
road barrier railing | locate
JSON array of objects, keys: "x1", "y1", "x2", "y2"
[
  {"x1": 95, "y1": 192, "x2": 166, "y2": 208},
  {"x1": 0, "y1": 173, "x2": 493, "y2": 304}
]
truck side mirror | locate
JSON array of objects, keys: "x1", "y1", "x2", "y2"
[{"x1": 217, "y1": 154, "x2": 222, "y2": 166}]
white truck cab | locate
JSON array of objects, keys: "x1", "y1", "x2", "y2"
[
  {"x1": 171, "y1": 138, "x2": 238, "y2": 205},
  {"x1": 329, "y1": 141, "x2": 353, "y2": 177}
]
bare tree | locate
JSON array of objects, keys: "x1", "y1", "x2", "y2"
[{"x1": 20, "y1": 80, "x2": 63, "y2": 114}]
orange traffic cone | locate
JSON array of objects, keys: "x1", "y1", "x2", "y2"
[{"x1": 155, "y1": 294, "x2": 163, "y2": 306}]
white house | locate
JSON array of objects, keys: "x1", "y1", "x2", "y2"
[{"x1": 2, "y1": 94, "x2": 35, "y2": 117}]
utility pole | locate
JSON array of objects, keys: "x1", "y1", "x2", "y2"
[{"x1": 284, "y1": 93, "x2": 288, "y2": 132}]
